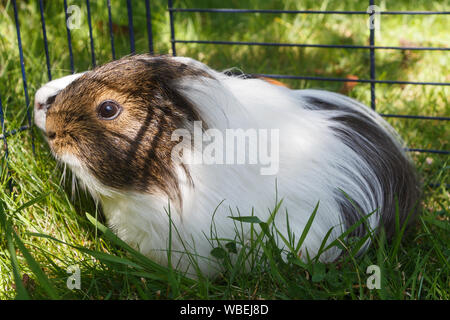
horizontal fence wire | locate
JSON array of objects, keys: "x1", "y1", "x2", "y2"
[
  {"x1": 0, "y1": 125, "x2": 30, "y2": 140},
  {"x1": 406, "y1": 148, "x2": 449, "y2": 155},
  {"x1": 171, "y1": 39, "x2": 450, "y2": 51},
  {"x1": 252, "y1": 73, "x2": 450, "y2": 86},
  {"x1": 167, "y1": 1, "x2": 449, "y2": 156},
  {"x1": 380, "y1": 114, "x2": 450, "y2": 121},
  {"x1": 168, "y1": 8, "x2": 450, "y2": 15}
]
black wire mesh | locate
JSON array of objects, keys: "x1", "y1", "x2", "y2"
[
  {"x1": 0, "y1": 0, "x2": 448, "y2": 191},
  {"x1": 167, "y1": 1, "x2": 449, "y2": 156}
]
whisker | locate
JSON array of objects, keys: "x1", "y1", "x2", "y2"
[
  {"x1": 59, "y1": 162, "x2": 67, "y2": 187},
  {"x1": 71, "y1": 171, "x2": 77, "y2": 200}
]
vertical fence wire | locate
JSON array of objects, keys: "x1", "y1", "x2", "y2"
[
  {"x1": 107, "y1": 0, "x2": 116, "y2": 60},
  {"x1": 145, "y1": 0, "x2": 154, "y2": 54},
  {"x1": 0, "y1": 94, "x2": 7, "y2": 150},
  {"x1": 0, "y1": 94, "x2": 12, "y2": 191},
  {"x1": 39, "y1": 0, "x2": 52, "y2": 81},
  {"x1": 369, "y1": 0, "x2": 376, "y2": 110},
  {"x1": 12, "y1": 0, "x2": 35, "y2": 154},
  {"x1": 63, "y1": 0, "x2": 75, "y2": 73},
  {"x1": 126, "y1": 0, "x2": 135, "y2": 54},
  {"x1": 168, "y1": 0, "x2": 177, "y2": 56},
  {"x1": 86, "y1": 0, "x2": 96, "y2": 68}
]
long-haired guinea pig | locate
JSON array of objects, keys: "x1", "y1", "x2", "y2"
[{"x1": 34, "y1": 54, "x2": 421, "y2": 277}]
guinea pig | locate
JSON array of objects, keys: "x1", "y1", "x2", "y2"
[{"x1": 34, "y1": 54, "x2": 421, "y2": 277}]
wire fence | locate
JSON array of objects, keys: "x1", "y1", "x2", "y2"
[{"x1": 0, "y1": 0, "x2": 449, "y2": 190}]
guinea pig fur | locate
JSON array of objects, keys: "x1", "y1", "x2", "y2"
[{"x1": 34, "y1": 54, "x2": 421, "y2": 278}]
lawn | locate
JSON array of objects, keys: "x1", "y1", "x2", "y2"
[{"x1": 0, "y1": 0, "x2": 448, "y2": 299}]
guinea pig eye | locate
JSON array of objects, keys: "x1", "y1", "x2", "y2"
[{"x1": 97, "y1": 100, "x2": 122, "y2": 120}]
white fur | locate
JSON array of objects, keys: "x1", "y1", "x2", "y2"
[{"x1": 35, "y1": 57, "x2": 404, "y2": 278}]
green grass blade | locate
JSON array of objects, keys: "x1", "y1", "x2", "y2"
[
  {"x1": 322, "y1": 209, "x2": 377, "y2": 253},
  {"x1": 29, "y1": 232, "x2": 145, "y2": 271},
  {"x1": 295, "y1": 201, "x2": 320, "y2": 254},
  {"x1": 14, "y1": 192, "x2": 50, "y2": 213},
  {"x1": 12, "y1": 231, "x2": 60, "y2": 299},
  {"x1": 0, "y1": 200, "x2": 30, "y2": 299},
  {"x1": 85, "y1": 213, "x2": 167, "y2": 271}
]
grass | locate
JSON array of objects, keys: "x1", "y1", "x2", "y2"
[{"x1": 0, "y1": 0, "x2": 448, "y2": 300}]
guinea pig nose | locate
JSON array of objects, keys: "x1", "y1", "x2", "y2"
[{"x1": 47, "y1": 131, "x2": 56, "y2": 140}]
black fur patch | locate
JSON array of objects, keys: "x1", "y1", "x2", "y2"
[{"x1": 304, "y1": 96, "x2": 421, "y2": 240}]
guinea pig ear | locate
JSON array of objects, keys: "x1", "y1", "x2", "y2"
[{"x1": 45, "y1": 93, "x2": 57, "y2": 107}]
